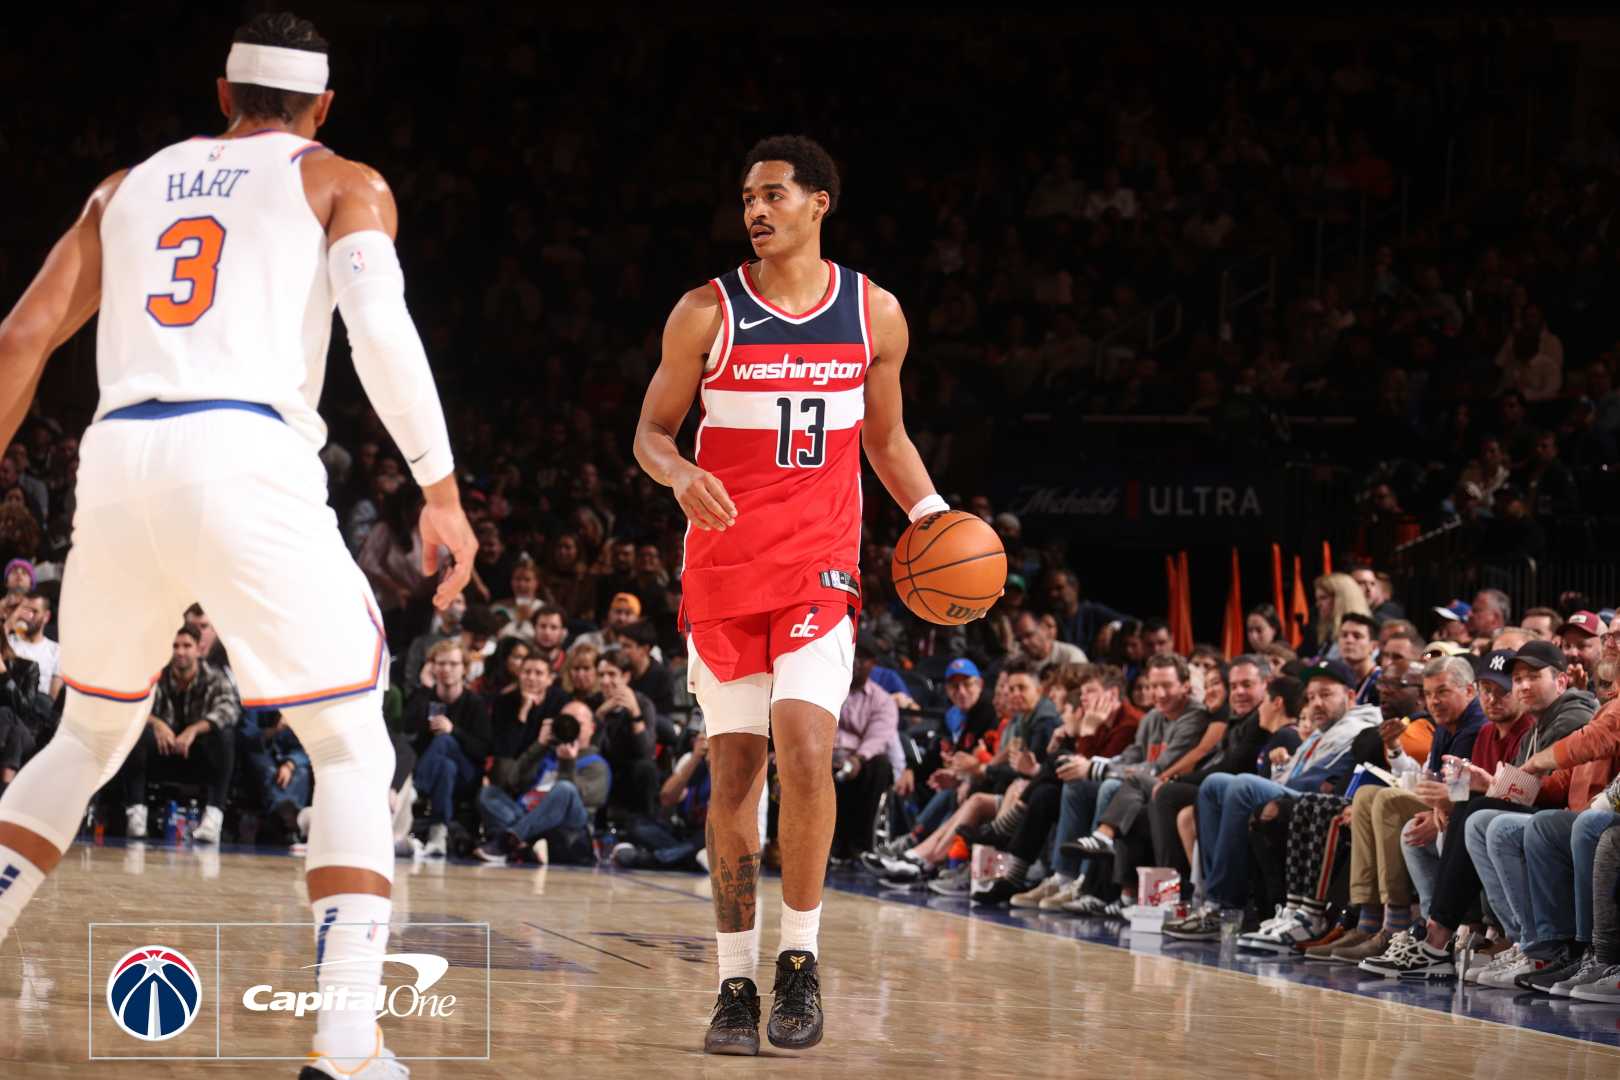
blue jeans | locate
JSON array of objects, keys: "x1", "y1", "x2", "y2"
[
  {"x1": 246, "y1": 750, "x2": 312, "y2": 813},
  {"x1": 479, "y1": 780, "x2": 588, "y2": 843},
  {"x1": 414, "y1": 734, "x2": 479, "y2": 825},
  {"x1": 625, "y1": 815, "x2": 703, "y2": 868},
  {"x1": 915, "y1": 788, "x2": 957, "y2": 836},
  {"x1": 1525, "y1": 805, "x2": 1620, "y2": 945},
  {"x1": 1052, "y1": 778, "x2": 1119, "y2": 878},
  {"x1": 1400, "y1": 834, "x2": 1441, "y2": 919},
  {"x1": 1466, "y1": 809, "x2": 1531, "y2": 944},
  {"x1": 1197, "y1": 773, "x2": 1293, "y2": 908}
]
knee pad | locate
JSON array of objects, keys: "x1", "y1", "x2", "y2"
[{"x1": 285, "y1": 692, "x2": 397, "y2": 883}]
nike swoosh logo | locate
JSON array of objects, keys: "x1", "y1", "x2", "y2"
[
  {"x1": 738, "y1": 316, "x2": 774, "y2": 330},
  {"x1": 409, "y1": 451, "x2": 428, "y2": 464}
]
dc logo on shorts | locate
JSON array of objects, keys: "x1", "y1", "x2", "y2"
[{"x1": 106, "y1": 946, "x2": 202, "y2": 1041}]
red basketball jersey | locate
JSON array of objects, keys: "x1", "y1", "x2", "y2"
[{"x1": 678, "y1": 259, "x2": 872, "y2": 627}]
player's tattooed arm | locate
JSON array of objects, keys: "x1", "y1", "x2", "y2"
[{"x1": 706, "y1": 819, "x2": 760, "y2": 932}]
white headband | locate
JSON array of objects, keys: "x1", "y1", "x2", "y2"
[{"x1": 225, "y1": 42, "x2": 328, "y2": 94}]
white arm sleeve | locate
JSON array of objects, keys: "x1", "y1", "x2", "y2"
[{"x1": 328, "y1": 230, "x2": 455, "y2": 487}]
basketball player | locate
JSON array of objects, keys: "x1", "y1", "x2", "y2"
[
  {"x1": 634, "y1": 135, "x2": 950, "y2": 1055},
  {"x1": 0, "y1": 14, "x2": 474, "y2": 1078}
]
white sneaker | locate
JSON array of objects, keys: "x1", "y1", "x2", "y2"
[
  {"x1": 303, "y1": 1044, "x2": 410, "y2": 1078},
  {"x1": 696, "y1": 849, "x2": 710, "y2": 873},
  {"x1": 191, "y1": 806, "x2": 224, "y2": 845},
  {"x1": 1569, "y1": 964, "x2": 1620, "y2": 1003},
  {"x1": 296, "y1": 806, "x2": 313, "y2": 842},
  {"x1": 422, "y1": 824, "x2": 448, "y2": 858},
  {"x1": 531, "y1": 838, "x2": 549, "y2": 866},
  {"x1": 1239, "y1": 905, "x2": 1327, "y2": 954},
  {"x1": 1465, "y1": 943, "x2": 1518, "y2": 985},
  {"x1": 1039, "y1": 880, "x2": 1084, "y2": 912},
  {"x1": 125, "y1": 804, "x2": 148, "y2": 839},
  {"x1": 1011, "y1": 876, "x2": 1067, "y2": 909},
  {"x1": 1476, "y1": 946, "x2": 1544, "y2": 990}
]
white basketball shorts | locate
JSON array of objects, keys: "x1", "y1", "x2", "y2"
[
  {"x1": 59, "y1": 402, "x2": 386, "y2": 709},
  {"x1": 688, "y1": 616, "x2": 853, "y2": 739}
]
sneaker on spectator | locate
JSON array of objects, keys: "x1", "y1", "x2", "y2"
[
  {"x1": 874, "y1": 833, "x2": 915, "y2": 858},
  {"x1": 1307, "y1": 927, "x2": 1369, "y2": 961},
  {"x1": 1011, "y1": 876, "x2": 1067, "y2": 909},
  {"x1": 1239, "y1": 905, "x2": 1326, "y2": 954},
  {"x1": 610, "y1": 842, "x2": 640, "y2": 868},
  {"x1": 1330, "y1": 929, "x2": 1392, "y2": 965},
  {"x1": 295, "y1": 806, "x2": 313, "y2": 842},
  {"x1": 1549, "y1": 952, "x2": 1610, "y2": 997},
  {"x1": 422, "y1": 823, "x2": 448, "y2": 858},
  {"x1": 1466, "y1": 944, "x2": 1522, "y2": 986},
  {"x1": 970, "y1": 876, "x2": 1025, "y2": 907},
  {"x1": 1102, "y1": 898, "x2": 1129, "y2": 920},
  {"x1": 1162, "y1": 908, "x2": 1221, "y2": 941},
  {"x1": 926, "y1": 865, "x2": 971, "y2": 897},
  {"x1": 1508, "y1": 948, "x2": 1577, "y2": 992},
  {"x1": 1569, "y1": 964, "x2": 1620, "y2": 1003},
  {"x1": 1059, "y1": 833, "x2": 1115, "y2": 858},
  {"x1": 532, "y1": 838, "x2": 549, "y2": 865},
  {"x1": 1476, "y1": 946, "x2": 1553, "y2": 990},
  {"x1": 877, "y1": 853, "x2": 932, "y2": 883},
  {"x1": 1039, "y1": 880, "x2": 1085, "y2": 912},
  {"x1": 1295, "y1": 925, "x2": 1345, "y2": 956},
  {"x1": 192, "y1": 806, "x2": 223, "y2": 845},
  {"x1": 474, "y1": 840, "x2": 509, "y2": 865},
  {"x1": 125, "y1": 804, "x2": 148, "y2": 840},
  {"x1": 1358, "y1": 931, "x2": 1453, "y2": 980}
]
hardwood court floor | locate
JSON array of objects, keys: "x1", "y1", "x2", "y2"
[{"x1": 2, "y1": 841, "x2": 1619, "y2": 1079}]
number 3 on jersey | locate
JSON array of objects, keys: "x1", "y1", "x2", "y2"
[
  {"x1": 775, "y1": 396, "x2": 826, "y2": 469},
  {"x1": 146, "y1": 216, "x2": 227, "y2": 327}
]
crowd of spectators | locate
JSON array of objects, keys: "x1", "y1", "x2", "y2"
[{"x1": 0, "y1": 9, "x2": 1616, "y2": 1014}]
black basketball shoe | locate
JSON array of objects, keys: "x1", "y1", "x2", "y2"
[
  {"x1": 767, "y1": 950, "x2": 824, "y2": 1050},
  {"x1": 703, "y1": 977, "x2": 762, "y2": 1055}
]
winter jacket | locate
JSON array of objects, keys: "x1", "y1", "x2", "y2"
[{"x1": 1284, "y1": 704, "x2": 1382, "y2": 793}]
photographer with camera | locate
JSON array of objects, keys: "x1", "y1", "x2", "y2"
[{"x1": 476, "y1": 700, "x2": 609, "y2": 865}]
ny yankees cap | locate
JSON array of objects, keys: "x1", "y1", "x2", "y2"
[{"x1": 1475, "y1": 649, "x2": 1516, "y2": 690}]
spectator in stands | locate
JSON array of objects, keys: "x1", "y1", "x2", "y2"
[
  {"x1": 575, "y1": 592, "x2": 644, "y2": 654},
  {"x1": 880, "y1": 657, "x2": 1000, "y2": 856},
  {"x1": 1432, "y1": 600, "x2": 1473, "y2": 645},
  {"x1": 1496, "y1": 302, "x2": 1565, "y2": 402},
  {"x1": 480, "y1": 638, "x2": 530, "y2": 698},
  {"x1": 2, "y1": 559, "x2": 33, "y2": 596},
  {"x1": 530, "y1": 604, "x2": 569, "y2": 674},
  {"x1": 563, "y1": 642, "x2": 603, "y2": 708},
  {"x1": 541, "y1": 531, "x2": 597, "y2": 622},
  {"x1": 489, "y1": 654, "x2": 568, "y2": 778},
  {"x1": 238, "y1": 709, "x2": 311, "y2": 845},
  {"x1": 1560, "y1": 611, "x2": 1606, "y2": 683},
  {"x1": 1043, "y1": 568, "x2": 1126, "y2": 650},
  {"x1": 831, "y1": 636, "x2": 900, "y2": 862},
  {"x1": 0, "y1": 635, "x2": 44, "y2": 757},
  {"x1": 1143, "y1": 618, "x2": 1175, "y2": 657},
  {"x1": 619, "y1": 619, "x2": 674, "y2": 720},
  {"x1": 1338, "y1": 613, "x2": 1381, "y2": 705},
  {"x1": 116, "y1": 626, "x2": 241, "y2": 844},
  {"x1": 1522, "y1": 606, "x2": 1562, "y2": 641},
  {"x1": 1246, "y1": 604, "x2": 1282, "y2": 651},
  {"x1": 594, "y1": 649, "x2": 659, "y2": 820},
  {"x1": 402, "y1": 592, "x2": 465, "y2": 691},
  {"x1": 7, "y1": 592, "x2": 58, "y2": 700},
  {"x1": 456, "y1": 604, "x2": 506, "y2": 688},
  {"x1": 492, "y1": 554, "x2": 546, "y2": 637},
  {"x1": 1013, "y1": 610, "x2": 1087, "y2": 675},
  {"x1": 1310, "y1": 574, "x2": 1370, "y2": 660},
  {"x1": 1518, "y1": 431, "x2": 1581, "y2": 518},
  {"x1": 477, "y1": 702, "x2": 605, "y2": 865},
  {"x1": 1351, "y1": 567, "x2": 1405, "y2": 624},
  {"x1": 593, "y1": 538, "x2": 640, "y2": 619},
  {"x1": 612, "y1": 728, "x2": 712, "y2": 871},
  {"x1": 1470, "y1": 589, "x2": 1512, "y2": 639},
  {"x1": 406, "y1": 639, "x2": 493, "y2": 857},
  {"x1": 1169, "y1": 659, "x2": 1381, "y2": 937}
]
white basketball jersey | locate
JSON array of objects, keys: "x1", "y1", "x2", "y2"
[{"x1": 96, "y1": 130, "x2": 333, "y2": 451}]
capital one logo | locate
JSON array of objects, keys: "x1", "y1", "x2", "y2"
[{"x1": 242, "y1": 953, "x2": 456, "y2": 1020}]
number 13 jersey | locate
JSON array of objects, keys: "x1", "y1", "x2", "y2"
[
  {"x1": 96, "y1": 131, "x2": 335, "y2": 453},
  {"x1": 679, "y1": 260, "x2": 873, "y2": 627}
]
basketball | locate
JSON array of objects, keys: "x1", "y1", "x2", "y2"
[{"x1": 890, "y1": 510, "x2": 1007, "y2": 625}]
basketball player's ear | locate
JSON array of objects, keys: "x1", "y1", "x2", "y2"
[
  {"x1": 811, "y1": 189, "x2": 829, "y2": 222},
  {"x1": 312, "y1": 91, "x2": 336, "y2": 131},
  {"x1": 216, "y1": 77, "x2": 235, "y2": 122}
]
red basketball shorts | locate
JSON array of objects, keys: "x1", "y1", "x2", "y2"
[{"x1": 686, "y1": 601, "x2": 854, "y2": 737}]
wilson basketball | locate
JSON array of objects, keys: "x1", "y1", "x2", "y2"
[{"x1": 890, "y1": 510, "x2": 1007, "y2": 625}]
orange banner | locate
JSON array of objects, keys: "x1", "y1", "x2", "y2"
[
  {"x1": 1289, "y1": 554, "x2": 1310, "y2": 649},
  {"x1": 1222, "y1": 547, "x2": 1245, "y2": 659}
]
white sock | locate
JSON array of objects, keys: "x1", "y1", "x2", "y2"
[
  {"x1": 779, "y1": 903, "x2": 821, "y2": 959},
  {"x1": 311, "y1": 893, "x2": 392, "y2": 1062},
  {"x1": 716, "y1": 925, "x2": 760, "y2": 990},
  {"x1": 0, "y1": 848, "x2": 46, "y2": 941}
]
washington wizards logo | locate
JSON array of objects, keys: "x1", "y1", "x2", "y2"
[{"x1": 106, "y1": 946, "x2": 202, "y2": 1041}]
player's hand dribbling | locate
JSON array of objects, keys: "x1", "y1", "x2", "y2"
[
  {"x1": 671, "y1": 461, "x2": 737, "y2": 531},
  {"x1": 419, "y1": 474, "x2": 479, "y2": 610}
]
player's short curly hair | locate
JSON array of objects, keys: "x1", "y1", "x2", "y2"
[
  {"x1": 228, "y1": 12, "x2": 329, "y2": 124},
  {"x1": 741, "y1": 135, "x2": 840, "y2": 214}
]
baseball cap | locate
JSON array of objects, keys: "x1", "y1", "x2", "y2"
[
  {"x1": 1302, "y1": 659, "x2": 1356, "y2": 688},
  {"x1": 945, "y1": 657, "x2": 982, "y2": 680},
  {"x1": 1433, "y1": 600, "x2": 1471, "y2": 623},
  {"x1": 1560, "y1": 610, "x2": 1607, "y2": 638},
  {"x1": 1475, "y1": 649, "x2": 1516, "y2": 690},
  {"x1": 1422, "y1": 640, "x2": 1468, "y2": 659},
  {"x1": 1005, "y1": 574, "x2": 1027, "y2": 593},
  {"x1": 610, "y1": 592, "x2": 642, "y2": 616},
  {"x1": 1511, "y1": 639, "x2": 1568, "y2": 673}
]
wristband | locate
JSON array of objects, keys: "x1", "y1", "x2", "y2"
[{"x1": 907, "y1": 493, "x2": 949, "y2": 522}]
